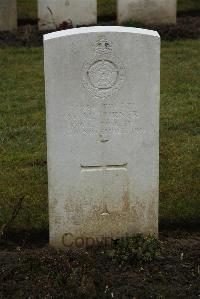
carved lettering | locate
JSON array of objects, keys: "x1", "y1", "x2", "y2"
[{"x1": 65, "y1": 103, "x2": 144, "y2": 135}]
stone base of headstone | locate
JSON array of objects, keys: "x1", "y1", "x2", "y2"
[
  {"x1": 38, "y1": 0, "x2": 97, "y2": 31},
  {"x1": 0, "y1": 0, "x2": 17, "y2": 31},
  {"x1": 118, "y1": 0, "x2": 177, "y2": 25}
]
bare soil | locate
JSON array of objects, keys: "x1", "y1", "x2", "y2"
[
  {"x1": 0, "y1": 15, "x2": 199, "y2": 48},
  {"x1": 0, "y1": 231, "x2": 200, "y2": 298}
]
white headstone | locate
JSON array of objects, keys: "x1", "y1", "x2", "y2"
[
  {"x1": 118, "y1": 0, "x2": 177, "y2": 25},
  {"x1": 0, "y1": 0, "x2": 17, "y2": 31},
  {"x1": 38, "y1": 0, "x2": 97, "y2": 31},
  {"x1": 44, "y1": 26, "x2": 160, "y2": 248}
]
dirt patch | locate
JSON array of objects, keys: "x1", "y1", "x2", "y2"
[
  {"x1": 0, "y1": 231, "x2": 199, "y2": 298},
  {"x1": 0, "y1": 15, "x2": 199, "y2": 48}
]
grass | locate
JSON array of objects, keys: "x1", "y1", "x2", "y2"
[
  {"x1": 160, "y1": 40, "x2": 200, "y2": 226},
  {"x1": 17, "y1": 0, "x2": 37, "y2": 20},
  {"x1": 178, "y1": 0, "x2": 200, "y2": 13},
  {"x1": 98, "y1": 0, "x2": 116, "y2": 20},
  {"x1": 0, "y1": 40, "x2": 199, "y2": 232},
  {"x1": 17, "y1": 0, "x2": 200, "y2": 20},
  {"x1": 0, "y1": 48, "x2": 47, "y2": 231}
]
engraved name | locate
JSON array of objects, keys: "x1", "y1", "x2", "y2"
[{"x1": 65, "y1": 103, "x2": 144, "y2": 136}]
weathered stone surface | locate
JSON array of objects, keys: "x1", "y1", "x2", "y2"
[
  {"x1": 44, "y1": 26, "x2": 160, "y2": 248},
  {"x1": 38, "y1": 0, "x2": 97, "y2": 30},
  {"x1": 0, "y1": 0, "x2": 17, "y2": 31},
  {"x1": 118, "y1": 0, "x2": 177, "y2": 25}
]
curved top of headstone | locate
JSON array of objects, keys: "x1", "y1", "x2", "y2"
[{"x1": 44, "y1": 26, "x2": 160, "y2": 41}]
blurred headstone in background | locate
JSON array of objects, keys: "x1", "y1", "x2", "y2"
[
  {"x1": 118, "y1": 0, "x2": 177, "y2": 25},
  {"x1": 38, "y1": 0, "x2": 97, "y2": 31},
  {"x1": 0, "y1": 0, "x2": 17, "y2": 31}
]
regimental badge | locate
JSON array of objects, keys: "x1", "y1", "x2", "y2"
[{"x1": 82, "y1": 37, "x2": 126, "y2": 98}]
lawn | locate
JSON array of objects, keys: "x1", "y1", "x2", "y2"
[
  {"x1": 17, "y1": 0, "x2": 37, "y2": 20},
  {"x1": 178, "y1": 0, "x2": 200, "y2": 13},
  {"x1": 0, "y1": 40, "x2": 199, "y2": 232},
  {"x1": 17, "y1": 0, "x2": 200, "y2": 20}
]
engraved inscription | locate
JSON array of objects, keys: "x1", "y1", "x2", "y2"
[
  {"x1": 82, "y1": 37, "x2": 125, "y2": 98},
  {"x1": 65, "y1": 103, "x2": 144, "y2": 135}
]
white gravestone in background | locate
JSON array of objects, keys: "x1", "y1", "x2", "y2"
[
  {"x1": 118, "y1": 0, "x2": 177, "y2": 25},
  {"x1": 0, "y1": 0, "x2": 17, "y2": 31},
  {"x1": 44, "y1": 27, "x2": 160, "y2": 248},
  {"x1": 38, "y1": 0, "x2": 97, "y2": 30}
]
